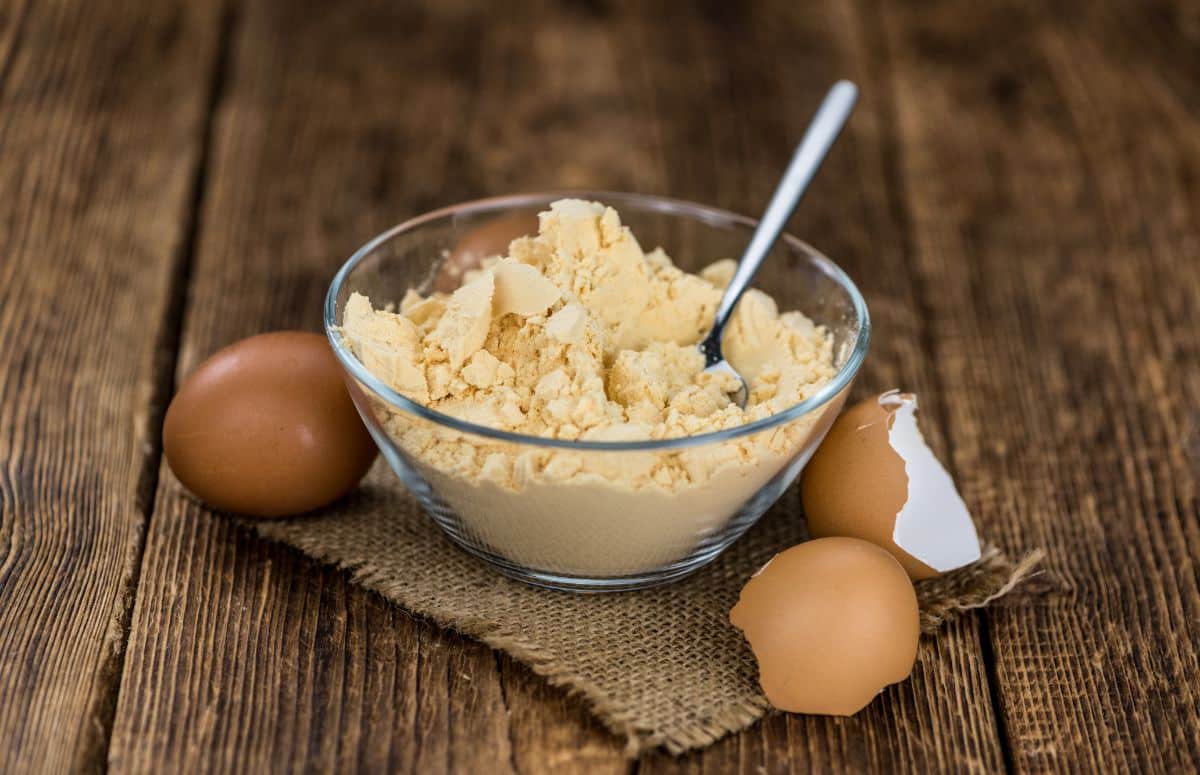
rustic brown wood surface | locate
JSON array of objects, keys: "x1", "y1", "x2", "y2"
[
  {"x1": 0, "y1": 0, "x2": 223, "y2": 771},
  {"x1": 0, "y1": 0, "x2": 1197, "y2": 772}
]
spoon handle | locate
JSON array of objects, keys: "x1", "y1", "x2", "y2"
[{"x1": 709, "y1": 80, "x2": 859, "y2": 339}]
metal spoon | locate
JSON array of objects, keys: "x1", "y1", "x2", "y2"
[{"x1": 699, "y1": 80, "x2": 859, "y2": 407}]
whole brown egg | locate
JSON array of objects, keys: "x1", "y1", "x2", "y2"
[
  {"x1": 163, "y1": 332, "x2": 377, "y2": 517},
  {"x1": 730, "y1": 537, "x2": 920, "y2": 716}
]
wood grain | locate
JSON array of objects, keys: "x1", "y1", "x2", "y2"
[
  {"x1": 875, "y1": 0, "x2": 1200, "y2": 770},
  {"x1": 107, "y1": 0, "x2": 1011, "y2": 771},
  {"x1": 0, "y1": 0, "x2": 1191, "y2": 771},
  {"x1": 0, "y1": 1, "x2": 222, "y2": 771}
]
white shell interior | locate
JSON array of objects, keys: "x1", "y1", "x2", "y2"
[{"x1": 880, "y1": 390, "x2": 981, "y2": 572}]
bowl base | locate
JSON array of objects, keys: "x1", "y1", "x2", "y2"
[{"x1": 436, "y1": 528, "x2": 734, "y2": 593}]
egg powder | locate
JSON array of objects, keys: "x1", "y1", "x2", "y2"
[{"x1": 341, "y1": 199, "x2": 839, "y2": 574}]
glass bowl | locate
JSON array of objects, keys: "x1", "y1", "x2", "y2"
[{"x1": 325, "y1": 192, "x2": 869, "y2": 591}]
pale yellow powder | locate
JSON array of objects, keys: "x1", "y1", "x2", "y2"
[
  {"x1": 340, "y1": 199, "x2": 840, "y2": 574},
  {"x1": 344, "y1": 199, "x2": 833, "y2": 442}
]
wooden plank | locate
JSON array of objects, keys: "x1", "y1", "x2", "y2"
[
  {"x1": 107, "y1": 0, "x2": 634, "y2": 771},
  {"x1": 0, "y1": 0, "x2": 224, "y2": 771},
  {"x1": 875, "y1": 0, "x2": 1200, "y2": 770},
  {"x1": 636, "y1": 0, "x2": 1008, "y2": 770},
  {"x1": 498, "y1": 653, "x2": 633, "y2": 775}
]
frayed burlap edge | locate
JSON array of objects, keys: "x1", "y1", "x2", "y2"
[
  {"x1": 240, "y1": 495, "x2": 1042, "y2": 758},
  {"x1": 915, "y1": 545, "x2": 1045, "y2": 633}
]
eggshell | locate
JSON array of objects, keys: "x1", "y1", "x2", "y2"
[
  {"x1": 800, "y1": 391, "x2": 980, "y2": 580},
  {"x1": 163, "y1": 332, "x2": 377, "y2": 517},
  {"x1": 730, "y1": 537, "x2": 919, "y2": 716},
  {"x1": 881, "y1": 392, "x2": 981, "y2": 574}
]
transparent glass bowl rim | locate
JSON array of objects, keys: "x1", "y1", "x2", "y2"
[{"x1": 324, "y1": 190, "x2": 871, "y2": 452}]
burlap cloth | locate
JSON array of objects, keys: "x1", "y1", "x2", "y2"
[{"x1": 242, "y1": 464, "x2": 1042, "y2": 756}]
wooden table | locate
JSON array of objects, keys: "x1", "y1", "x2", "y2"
[{"x1": 2, "y1": 0, "x2": 1197, "y2": 771}]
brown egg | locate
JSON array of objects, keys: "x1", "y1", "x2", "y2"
[
  {"x1": 730, "y1": 537, "x2": 919, "y2": 716},
  {"x1": 163, "y1": 332, "x2": 377, "y2": 517},
  {"x1": 800, "y1": 391, "x2": 980, "y2": 580},
  {"x1": 434, "y1": 213, "x2": 539, "y2": 293}
]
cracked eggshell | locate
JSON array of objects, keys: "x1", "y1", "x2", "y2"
[
  {"x1": 799, "y1": 390, "x2": 981, "y2": 580},
  {"x1": 730, "y1": 537, "x2": 920, "y2": 716}
]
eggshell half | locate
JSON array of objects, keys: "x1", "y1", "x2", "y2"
[
  {"x1": 881, "y1": 392, "x2": 982, "y2": 575},
  {"x1": 800, "y1": 391, "x2": 980, "y2": 579},
  {"x1": 730, "y1": 537, "x2": 920, "y2": 716}
]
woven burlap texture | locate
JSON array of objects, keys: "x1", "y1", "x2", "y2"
[{"x1": 244, "y1": 465, "x2": 1041, "y2": 756}]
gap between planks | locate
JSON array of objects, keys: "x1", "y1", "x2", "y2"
[{"x1": 99, "y1": 0, "x2": 243, "y2": 768}]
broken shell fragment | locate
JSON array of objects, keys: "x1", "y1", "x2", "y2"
[{"x1": 799, "y1": 390, "x2": 981, "y2": 580}]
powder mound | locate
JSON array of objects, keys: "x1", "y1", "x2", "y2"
[{"x1": 343, "y1": 198, "x2": 835, "y2": 441}]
